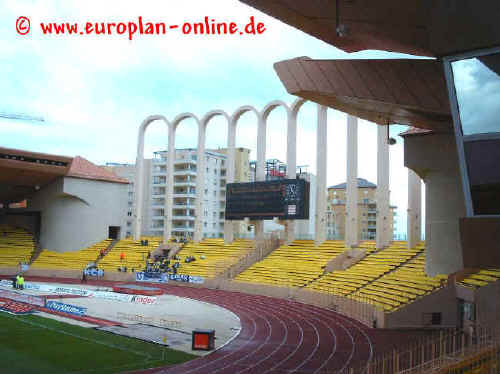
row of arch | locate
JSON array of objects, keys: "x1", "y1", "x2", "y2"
[{"x1": 133, "y1": 98, "x2": 335, "y2": 244}]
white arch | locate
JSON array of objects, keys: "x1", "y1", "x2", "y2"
[
  {"x1": 257, "y1": 100, "x2": 292, "y2": 242},
  {"x1": 169, "y1": 113, "x2": 202, "y2": 243},
  {"x1": 223, "y1": 106, "x2": 260, "y2": 243},
  {"x1": 134, "y1": 99, "x2": 332, "y2": 247},
  {"x1": 197, "y1": 110, "x2": 231, "y2": 242},
  {"x1": 134, "y1": 115, "x2": 170, "y2": 241}
]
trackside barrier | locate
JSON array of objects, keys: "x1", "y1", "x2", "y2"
[
  {"x1": 339, "y1": 324, "x2": 500, "y2": 374},
  {"x1": 116, "y1": 312, "x2": 182, "y2": 329},
  {"x1": 45, "y1": 300, "x2": 87, "y2": 317},
  {"x1": 0, "y1": 289, "x2": 45, "y2": 307}
]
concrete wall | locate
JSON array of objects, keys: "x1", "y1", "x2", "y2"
[
  {"x1": 475, "y1": 280, "x2": 500, "y2": 329},
  {"x1": 28, "y1": 176, "x2": 128, "y2": 252},
  {"x1": 385, "y1": 285, "x2": 458, "y2": 329}
]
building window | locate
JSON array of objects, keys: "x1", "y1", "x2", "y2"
[{"x1": 447, "y1": 50, "x2": 500, "y2": 216}]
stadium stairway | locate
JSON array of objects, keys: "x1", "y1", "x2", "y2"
[
  {"x1": 28, "y1": 241, "x2": 43, "y2": 265},
  {"x1": 97, "y1": 237, "x2": 163, "y2": 273}
]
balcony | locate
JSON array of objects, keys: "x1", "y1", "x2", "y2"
[
  {"x1": 175, "y1": 181, "x2": 196, "y2": 188},
  {"x1": 172, "y1": 227, "x2": 194, "y2": 232},
  {"x1": 173, "y1": 204, "x2": 195, "y2": 209},
  {"x1": 173, "y1": 192, "x2": 196, "y2": 198},
  {"x1": 172, "y1": 215, "x2": 195, "y2": 221},
  {"x1": 174, "y1": 169, "x2": 197, "y2": 176}
]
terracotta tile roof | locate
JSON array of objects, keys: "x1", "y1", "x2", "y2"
[
  {"x1": 329, "y1": 177, "x2": 376, "y2": 190},
  {"x1": 67, "y1": 156, "x2": 128, "y2": 184},
  {"x1": 399, "y1": 127, "x2": 434, "y2": 137}
]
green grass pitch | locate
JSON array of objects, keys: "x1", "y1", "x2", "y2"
[{"x1": 0, "y1": 311, "x2": 196, "y2": 374}]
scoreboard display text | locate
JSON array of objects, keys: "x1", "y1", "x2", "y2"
[{"x1": 225, "y1": 179, "x2": 310, "y2": 220}]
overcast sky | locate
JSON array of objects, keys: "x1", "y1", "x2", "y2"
[{"x1": 1, "y1": 0, "x2": 427, "y2": 237}]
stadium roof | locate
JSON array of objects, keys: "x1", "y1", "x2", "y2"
[
  {"x1": 241, "y1": 1, "x2": 500, "y2": 132},
  {"x1": 329, "y1": 178, "x2": 376, "y2": 189},
  {"x1": 239, "y1": 1, "x2": 500, "y2": 57},
  {"x1": 0, "y1": 147, "x2": 127, "y2": 204}
]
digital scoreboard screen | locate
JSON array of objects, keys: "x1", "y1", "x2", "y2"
[{"x1": 225, "y1": 179, "x2": 310, "y2": 220}]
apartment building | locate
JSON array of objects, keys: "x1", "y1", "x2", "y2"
[
  {"x1": 106, "y1": 147, "x2": 250, "y2": 239},
  {"x1": 327, "y1": 178, "x2": 396, "y2": 240}
]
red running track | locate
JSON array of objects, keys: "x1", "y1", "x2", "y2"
[{"x1": 137, "y1": 285, "x2": 420, "y2": 374}]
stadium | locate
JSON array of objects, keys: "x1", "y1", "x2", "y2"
[{"x1": 1, "y1": 1, "x2": 500, "y2": 373}]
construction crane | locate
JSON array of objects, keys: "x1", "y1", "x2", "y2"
[{"x1": 0, "y1": 112, "x2": 44, "y2": 123}]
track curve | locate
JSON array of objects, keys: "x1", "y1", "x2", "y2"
[{"x1": 142, "y1": 285, "x2": 374, "y2": 374}]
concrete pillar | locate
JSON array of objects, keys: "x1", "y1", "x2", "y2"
[
  {"x1": 164, "y1": 124, "x2": 176, "y2": 243},
  {"x1": 133, "y1": 127, "x2": 146, "y2": 241},
  {"x1": 315, "y1": 105, "x2": 327, "y2": 246},
  {"x1": 403, "y1": 132, "x2": 466, "y2": 276},
  {"x1": 345, "y1": 115, "x2": 359, "y2": 248},
  {"x1": 255, "y1": 113, "x2": 266, "y2": 241},
  {"x1": 134, "y1": 115, "x2": 169, "y2": 241},
  {"x1": 285, "y1": 103, "x2": 298, "y2": 244},
  {"x1": 407, "y1": 169, "x2": 422, "y2": 249},
  {"x1": 224, "y1": 120, "x2": 237, "y2": 244},
  {"x1": 194, "y1": 124, "x2": 206, "y2": 243},
  {"x1": 376, "y1": 125, "x2": 390, "y2": 249}
]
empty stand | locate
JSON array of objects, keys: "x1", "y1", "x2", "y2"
[
  {"x1": 31, "y1": 239, "x2": 112, "y2": 270},
  {"x1": 303, "y1": 242, "x2": 447, "y2": 312},
  {"x1": 459, "y1": 268, "x2": 500, "y2": 288},
  {"x1": 350, "y1": 247, "x2": 447, "y2": 312},
  {"x1": 234, "y1": 240, "x2": 349, "y2": 287},
  {"x1": 0, "y1": 224, "x2": 35, "y2": 267}
]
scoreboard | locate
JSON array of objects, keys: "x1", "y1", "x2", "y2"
[{"x1": 225, "y1": 179, "x2": 310, "y2": 220}]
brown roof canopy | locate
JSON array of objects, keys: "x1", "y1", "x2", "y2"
[
  {"x1": 241, "y1": 0, "x2": 500, "y2": 57},
  {"x1": 274, "y1": 57, "x2": 453, "y2": 131}
]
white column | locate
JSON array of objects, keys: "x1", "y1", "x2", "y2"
[
  {"x1": 164, "y1": 125, "x2": 175, "y2": 243},
  {"x1": 345, "y1": 115, "x2": 359, "y2": 248},
  {"x1": 133, "y1": 128, "x2": 145, "y2": 241},
  {"x1": 376, "y1": 125, "x2": 390, "y2": 249},
  {"x1": 314, "y1": 105, "x2": 327, "y2": 246},
  {"x1": 224, "y1": 121, "x2": 236, "y2": 244},
  {"x1": 285, "y1": 107, "x2": 298, "y2": 243},
  {"x1": 255, "y1": 113, "x2": 266, "y2": 242},
  {"x1": 194, "y1": 124, "x2": 206, "y2": 243},
  {"x1": 407, "y1": 169, "x2": 422, "y2": 249}
]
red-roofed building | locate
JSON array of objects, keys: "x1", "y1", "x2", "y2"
[{"x1": 0, "y1": 147, "x2": 128, "y2": 252}]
